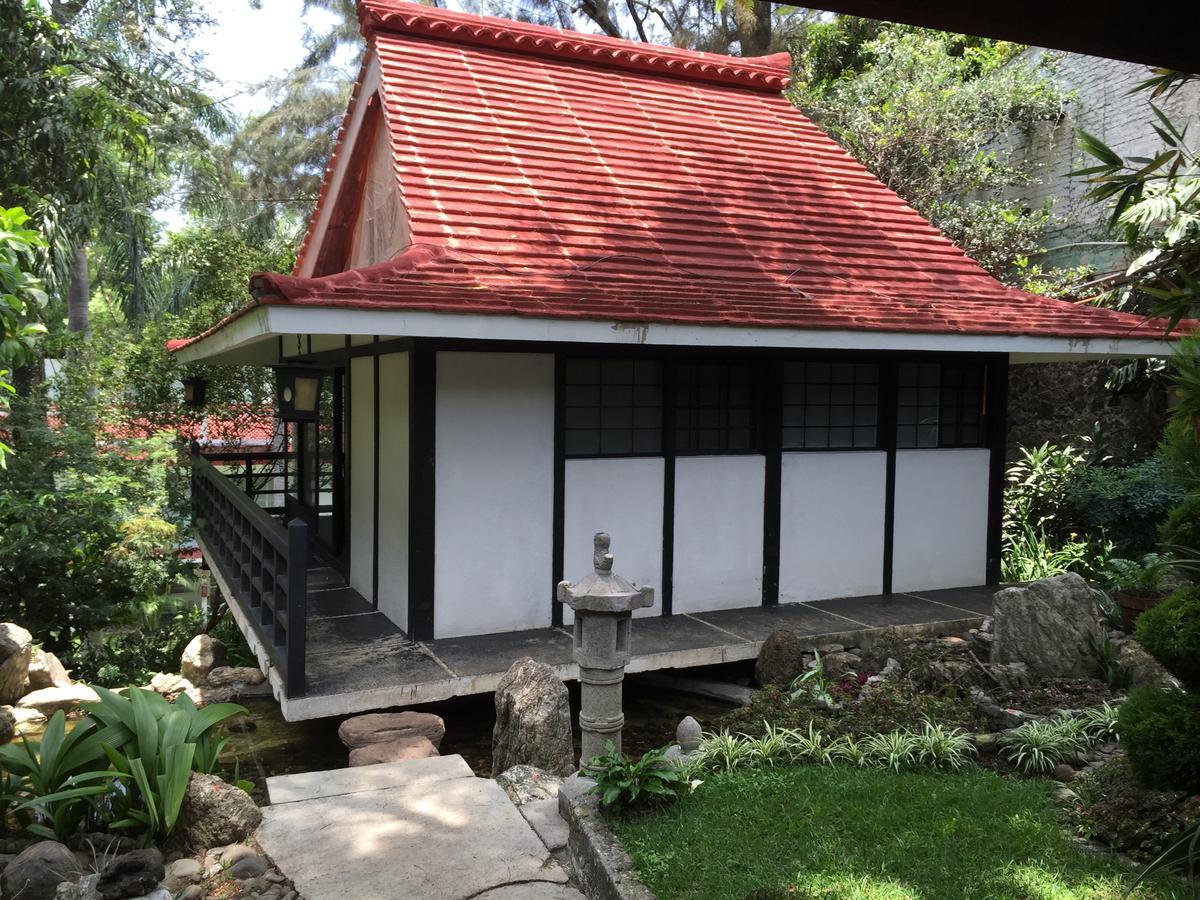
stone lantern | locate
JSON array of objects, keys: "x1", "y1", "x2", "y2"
[{"x1": 557, "y1": 532, "x2": 654, "y2": 768}]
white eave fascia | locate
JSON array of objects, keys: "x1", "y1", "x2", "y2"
[
  {"x1": 173, "y1": 306, "x2": 277, "y2": 365},
  {"x1": 173, "y1": 303, "x2": 1176, "y2": 364}
]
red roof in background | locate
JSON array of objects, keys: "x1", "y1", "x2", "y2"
[{"x1": 196, "y1": 0, "x2": 1181, "y2": 346}]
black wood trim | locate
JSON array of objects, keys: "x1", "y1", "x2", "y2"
[
  {"x1": 985, "y1": 354, "x2": 1010, "y2": 585},
  {"x1": 407, "y1": 342, "x2": 437, "y2": 640},
  {"x1": 371, "y1": 345, "x2": 381, "y2": 607},
  {"x1": 660, "y1": 360, "x2": 677, "y2": 617},
  {"x1": 332, "y1": 366, "x2": 347, "y2": 562},
  {"x1": 880, "y1": 361, "x2": 898, "y2": 594},
  {"x1": 761, "y1": 359, "x2": 783, "y2": 606},
  {"x1": 551, "y1": 355, "x2": 566, "y2": 627}
]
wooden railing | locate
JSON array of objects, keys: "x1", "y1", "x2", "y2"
[
  {"x1": 201, "y1": 450, "x2": 290, "y2": 517},
  {"x1": 191, "y1": 446, "x2": 307, "y2": 697}
]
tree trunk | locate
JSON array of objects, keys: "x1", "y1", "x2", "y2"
[
  {"x1": 737, "y1": 0, "x2": 773, "y2": 56},
  {"x1": 66, "y1": 241, "x2": 90, "y2": 337}
]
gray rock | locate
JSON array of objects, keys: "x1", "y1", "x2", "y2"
[
  {"x1": 204, "y1": 666, "x2": 265, "y2": 688},
  {"x1": 179, "y1": 887, "x2": 203, "y2": 900},
  {"x1": 1115, "y1": 638, "x2": 1182, "y2": 690},
  {"x1": 990, "y1": 574, "x2": 1103, "y2": 676},
  {"x1": 180, "y1": 635, "x2": 226, "y2": 685},
  {"x1": 66, "y1": 833, "x2": 136, "y2": 857},
  {"x1": 97, "y1": 849, "x2": 163, "y2": 900},
  {"x1": 180, "y1": 773, "x2": 262, "y2": 851},
  {"x1": 676, "y1": 716, "x2": 702, "y2": 753},
  {"x1": 1053, "y1": 763, "x2": 1076, "y2": 783},
  {"x1": 495, "y1": 765, "x2": 562, "y2": 805},
  {"x1": 27, "y1": 650, "x2": 72, "y2": 692},
  {"x1": 2, "y1": 841, "x2": 82, "y2": 900},
  {"x1": 146, "y1": 673, "x2": 191, "y2": 698},
  {"x1": 218, "y1": 845, "x2": 258, "y2": 865},
  {"x1": 348, "y1": 735, "x2": 439, "y2": 766},
  {"x1": 492, "y1": 657, "x2": 574, "y2": 777},
  {"x1": 228, "y1": 854, "x2": 268, "y2": 880},
  {"x1": 0, "y1": 624, "x2": 33, "y2": 706},
  {"x1": 337, "y1": 712, "x2": 445, "y2": 750},
  {"x1": 163, "y1": 859, "x2": 202, "y2": 882},
  {"x1": 754, "y1": 628, "x2": 805, "y2": 687},
  {"x1": 17, "y1": 684, "x2": 100, "y2": 717},
  {"x1": 0, "y1": 707, "x2": 13, "y2": 745},
  {"x1": 55, "y1": 873, "x2": 100, "y2": 900}
]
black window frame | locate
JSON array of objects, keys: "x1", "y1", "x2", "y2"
[
  {"x1": 563, "y1": 357, "x2": 664, "y2": 458},
  {"x1": 673, "y1": 361, "x2": 762, "y2": 455},
  {"x1": 895, "y1": 360, "x2": 987, "y2": 450},
  {"x1": 781, "y1": 360, "x2": 881, "y2": 451}
]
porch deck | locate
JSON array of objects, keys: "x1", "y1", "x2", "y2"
[{"x1": 206, "y1": 534, "x2": 995, "y2": 720}]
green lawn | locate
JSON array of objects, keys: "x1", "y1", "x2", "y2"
[{"x1": 612, "y1": 767, "x2": 1187, "y2": 900}]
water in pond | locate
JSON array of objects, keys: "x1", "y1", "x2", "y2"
[{"x1": 218, "y1": 669, "x2": 743, "y2": 798}]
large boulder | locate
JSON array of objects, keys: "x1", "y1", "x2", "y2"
[
  {"x1": 1115, "y1": 638, "x2": 1182, "y2": 690},
  {"x1": 17, "y1": 685, "x2": 100, "y2": 717},
  {"x1": 180, "y1": 635, "x2": 226, "y2": 684},
  {"x1": 754, "y1": 628, "x2": 805, "y2": 686},
  {"x1": 348, "y1": 735, "x2": 439, "y2": 766},
  {"x1": 179, "y1": 773, "x2": 262, "y2": 852},
  {"x1": 990, "y1": 574, "x2": 1103, "y2": 676},
  {"x1": 492, "y1": 657, "x2": 574, "y2": 777},
  {"x1": 27, "y1": 649, "x2": 72, "y2": 692},
  {"x1": 0, "y1": 623, "x2": 33, "y2": 705},
  {"x1": 96, "y1": 849, "x2": 163, "y2": 900},
  {"x1": 1, "y1": 841, "x2": 81, "y2": 900},
  {"x1": 338, "y1": 711, "x2": 445, "y2": 749}
]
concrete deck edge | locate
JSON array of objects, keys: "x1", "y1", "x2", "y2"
[{"x1": 562, "y1": 793, "x2": 656, "y2": 900}]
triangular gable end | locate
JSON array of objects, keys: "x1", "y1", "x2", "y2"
[{"x1": 296, "y1": 51, "x2": 411, "y2": 278}]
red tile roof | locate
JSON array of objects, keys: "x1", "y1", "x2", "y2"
[{"x1": 207, "y1": 1, "x2": 1181, "y2": 346}]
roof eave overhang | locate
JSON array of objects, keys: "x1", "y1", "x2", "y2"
[{"x1": 172, "y1": 305, "x2": 1177, "y2": 364}]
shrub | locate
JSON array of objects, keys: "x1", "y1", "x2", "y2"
[
  {"x1": 1073, "y1": 756, "x2": 1200, "y2": 862},
  {"x1": 1119, "y1": 687, "x2": 1200, "y2": 793},
  {"x1": 999, "y1": 718, "x2": 1084, "y2": 774},
  {"x1": 588, "y1": 742, "x2": 682, "y2": 813},
  {"x1": 1136, "y1": 585, "x2": 1200, "y2": 691},
  {"x1": 1161, "y1": 491, "x2": 1200, "y2": 552},
  {"x1": 1066, "y1": 456, "x2": 1185, "y2": 555},
  {"x1": 1101, "y1": 553, "x2": 1173, "y2": 595}
]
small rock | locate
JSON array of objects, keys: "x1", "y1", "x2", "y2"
[
  {"x1": 1052, "y1": 763, "x2": 1076, "y2": 783},
  {"x1": 180, "y1": 634, "x2": 226, "y2": 684},
  {"x1": 338, "y1": 712, "x2": 446, "y2": 750},
  {"x1": 3, "y1": 704, "x2": 46, "y2": 733},
  {"x1": 180, "y1": 773, "x2": 262, "y2": 851},
  {"x1": 164, "y1": 859, "x2": 202, "y2": 882},
  {"x1": 55, "y1": 873, "x2": 100, "y2": 900},
  {"x1": 27, "y1": 649, "x2": 72, "y2": 692},
  {"x1": 219, "y1": 845, "x2": 258, "y2": 865},
  {"x1": 16, "y1": 684, "x2": 100, "y2": 717},
  {"x1": 228, "y1": 854, "x2": 268, "y2": 880},
  {"x1": 0, "y1": 707, "x2": 13, "y2": 744},
  {"x1": 205, "y1": 666, "x2": 265, "y2": 688},
  {"x1": 754, "y1": 629, "x2": 806, "y2": 687},
  {"x1": 1052, "y1": 786, "x2": 1080, "y2": 806},
  {"x1": 676, "y1": 716, "x2": 702, "y2": 754},
  {"x1": 939, "y1": 636, "x2": 968, "y2": 647},
  {"x1": 348, "y1": 735, "x2": 438, "y2": 766},
  {"x1": 495, "y1": 765, "x2": 561, "y2": 805},
  {"x1": 817, "y1": 643, "x2": 845, "y2": 655},
  {"x1": 264, "y1": 871, "x2": 285, "y2": 884},
  {"x1": 147, "y1": 673, "x2": 192, "y2": 698},
  {"x1": 97, "y1": 848, "x2": 164, "y2": 900},
  {"x1": 180, "y1": 887, "x2": 203, "y2": 900},
  {"x1": 971, "y1": 733, "x2": 1001, "y2": 753},
  {"x1": 822, "y1": 651, "x2": 862, "y2": 678},
  {"x1": 3, "y1": 841, "x2": 82, "y2": 900},
  {"x1": 226, "y1": 718, "x2": 257, "y2": 734}
]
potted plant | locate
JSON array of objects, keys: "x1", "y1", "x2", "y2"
[{"x1": 1103, "y1": 553, "x2": 1172, "y2": 631}]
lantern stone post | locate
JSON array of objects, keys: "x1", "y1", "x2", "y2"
[{"x1": 557, "y1": 532, "x2": 654, "y2": 769}]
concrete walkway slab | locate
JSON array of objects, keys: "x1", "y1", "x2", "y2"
[{"x1": 257, "y1": 756, "x2": 582, "y2": 900}]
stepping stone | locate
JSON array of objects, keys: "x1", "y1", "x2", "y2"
[
  {"x1": 258, "y1": 757, "x2": 572, "y2": 900},
  {"x1": 348, "y1": 735, "x2": 439, "y2": 766},
  {"x1": 519, "y1": 799, "x2": 569, "y2": 852},
  {"x1": 266, "y1": 754, "x2": 473, "y2": 804},
  {"x1": 338, "y1": 711, "x2": 445, "y2": 749}
]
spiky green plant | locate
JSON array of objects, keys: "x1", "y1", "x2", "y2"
[
  {"x1": 1000, "y1": 719, "x2": 1082, "y2": 774},
  {"x1": 913, "y1": 720, "x2": 977, "y2": 771},
  {"x1": 829, "y1": 735, "x2": 869, "y2": 768},
  {"x1": 1077, "y1": 703, "x2": 1121, "y2": 744},
  {"x1": 746, "y1": 723, "x2": 791, "y2": 768},
  {"x1": 787, "y1": 723, "x2": 835, "y2": 766},
  {"x1": 862, "y1": 730, "x2": 919, "y2": 773},
  {"x1": 698, "y1": 730, "x2": 753, "y2": 773}
]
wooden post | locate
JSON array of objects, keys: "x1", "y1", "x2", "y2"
[{"x1": 286, "y1": 517, "x2": 308, "y2": 698}]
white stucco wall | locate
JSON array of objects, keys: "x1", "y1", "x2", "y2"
[
  {"x1": 434, "y1": 352, "x2": 555, "y2": 638},
  {"x1": 779, "y1": 451, "x2": 886, "y2": 602},
  {"x1": 672, "y1": 455, "x2": 765, "y2": 614},
  {"x1": 348, "y1": 355, "x2": 375, "y2": 601},
  {"x1": 562, "y1": 457, "x2": 664, "y2": 625},
  {"x1": 892, "y1": 449, "x2": 990, "y2": 593},
  {"x1": 376, "y1": 352, "x2": 409, "y2": 631}
]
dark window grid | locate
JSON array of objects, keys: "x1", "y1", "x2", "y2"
[
  {"x1": 674, "y1": 363, "x2": 760, "y2": 454},
  {"x1": 938, "y1": 363, "x2": 986, "y2": 448},
  {"x1": 782, "y1": 362, "x2": 880, "y2": 450},
  {"x1": 563, "y1": 359, "x2": 664, "y2": 458},
  {"x1": 895, "y1": 362, "x2": 942, "y2": 449}
]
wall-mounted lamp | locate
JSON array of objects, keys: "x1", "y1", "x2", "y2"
[
  {"x1": 275, "y1": 367, "x2": 321, "y2": 421},
  {"x1": 182, "y1": 375, "x2": 207, "y2": 408}
]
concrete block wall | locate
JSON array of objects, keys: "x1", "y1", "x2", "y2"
[{"x1": 995, "y1": 49, "x2": 1200, "y2": 273}]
